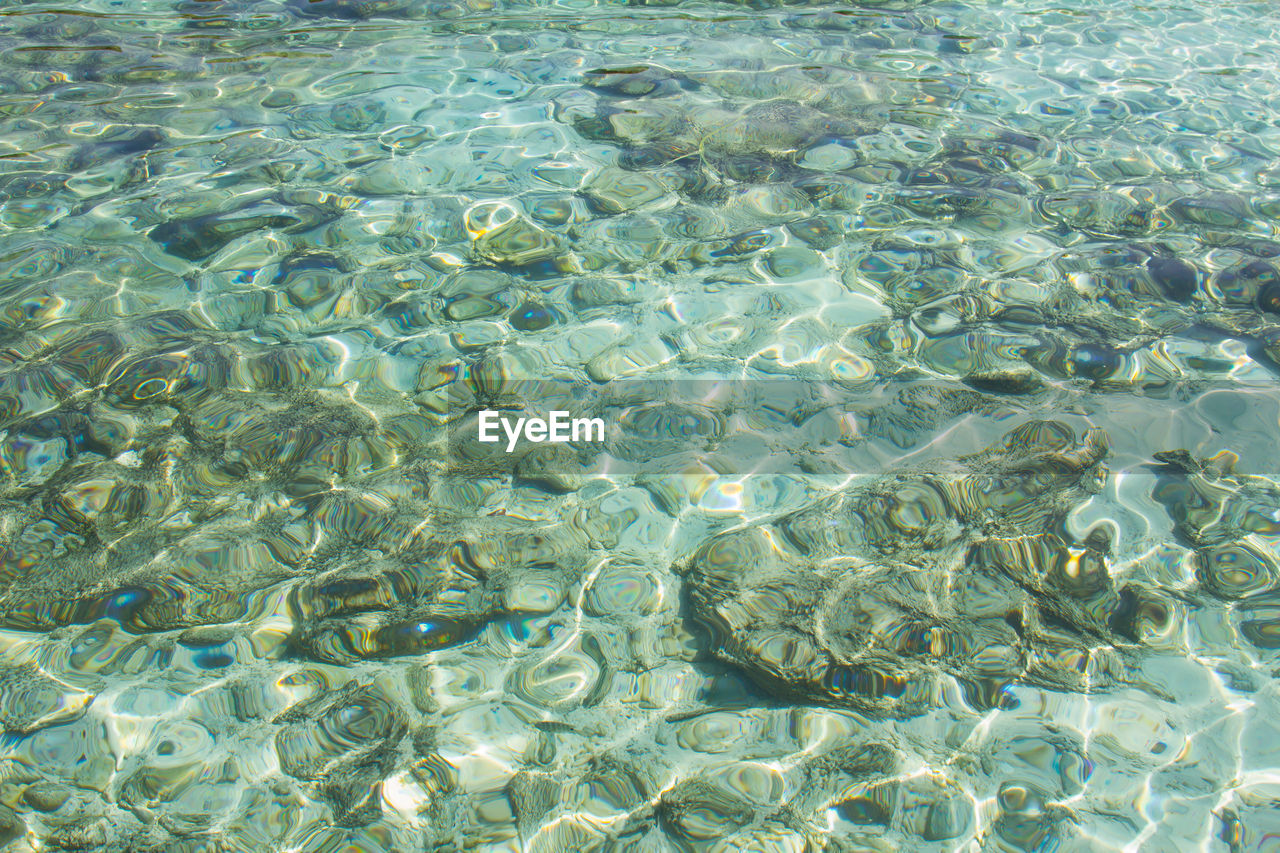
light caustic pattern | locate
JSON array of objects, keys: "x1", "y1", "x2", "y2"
[{"x1": 2, "y1": 0, "x2": 1280, "y2": 849}]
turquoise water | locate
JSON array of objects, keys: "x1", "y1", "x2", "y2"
[{"x1": 2, "y1": 0, "x2": 1280, "y2": 849}]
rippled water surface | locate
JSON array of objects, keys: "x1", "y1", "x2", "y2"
[{"x1": 3, "y1": 0, "x2": 1280, "y2": 849}]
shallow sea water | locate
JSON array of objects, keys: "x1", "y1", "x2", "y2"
[{"x1": 2, "y1": 0, "x2": 1280, "y2": 850}]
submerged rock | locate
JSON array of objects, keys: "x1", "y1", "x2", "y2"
[
  {"x1": 679, "y1": 421, "x2": 1156, "y2": 716},
  {"x1": 1260, "y1": 282, "x2": 1280, "y2": 314},
  {"x1": 508, "y1": 301, "x2": 557, "y2": 331},
  {"x1": 1150, "y1": 449, "x2": 1280, "y2": 548},
  {"x1": 68, "y1": 127, "x2": 166, "y2": 172},
  {"x1": 0, "y1": 663, "x2": 93, "y2": 734},
  {"x1": 471, "y1": 215, "x2": 565, "y2": 267},
  {"x1": 22, "y1": 781, "x2": 72, "y2": 813},
  {"x1": 0, "y1": 806, "x2": 22, "y2": 849},
  {"x1": 1151, "y1": 450, "x2": 1280, "y2": 626},
  {"x1": 274, "y1": 680, "x2": 408, "y2": 826},
  {"x1": 584, "y1": 64, "x2": 692, "y2": 98},
  {"x1": 583, "y1": 167, "x2": 670, "y2": 214},
  {"x1": 149, "y1": 196, "x2": 338, "y2": 261},
  {"x1": 286, "y1": 0, "x2": 452, "y2": 19},
  {"x1": 0, "y1": 171, "x2": 70, "y2": 202},
  {"x1": 563, "y1": 91, "x2": 880, "y2": 175},
  {"x1": 1146, "y1": 255, "x2": 1198, "y2": 302}
]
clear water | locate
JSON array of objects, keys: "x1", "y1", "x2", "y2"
[{"x1": 2, "y1": 0, "x2": 1280, "y2": 849}]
